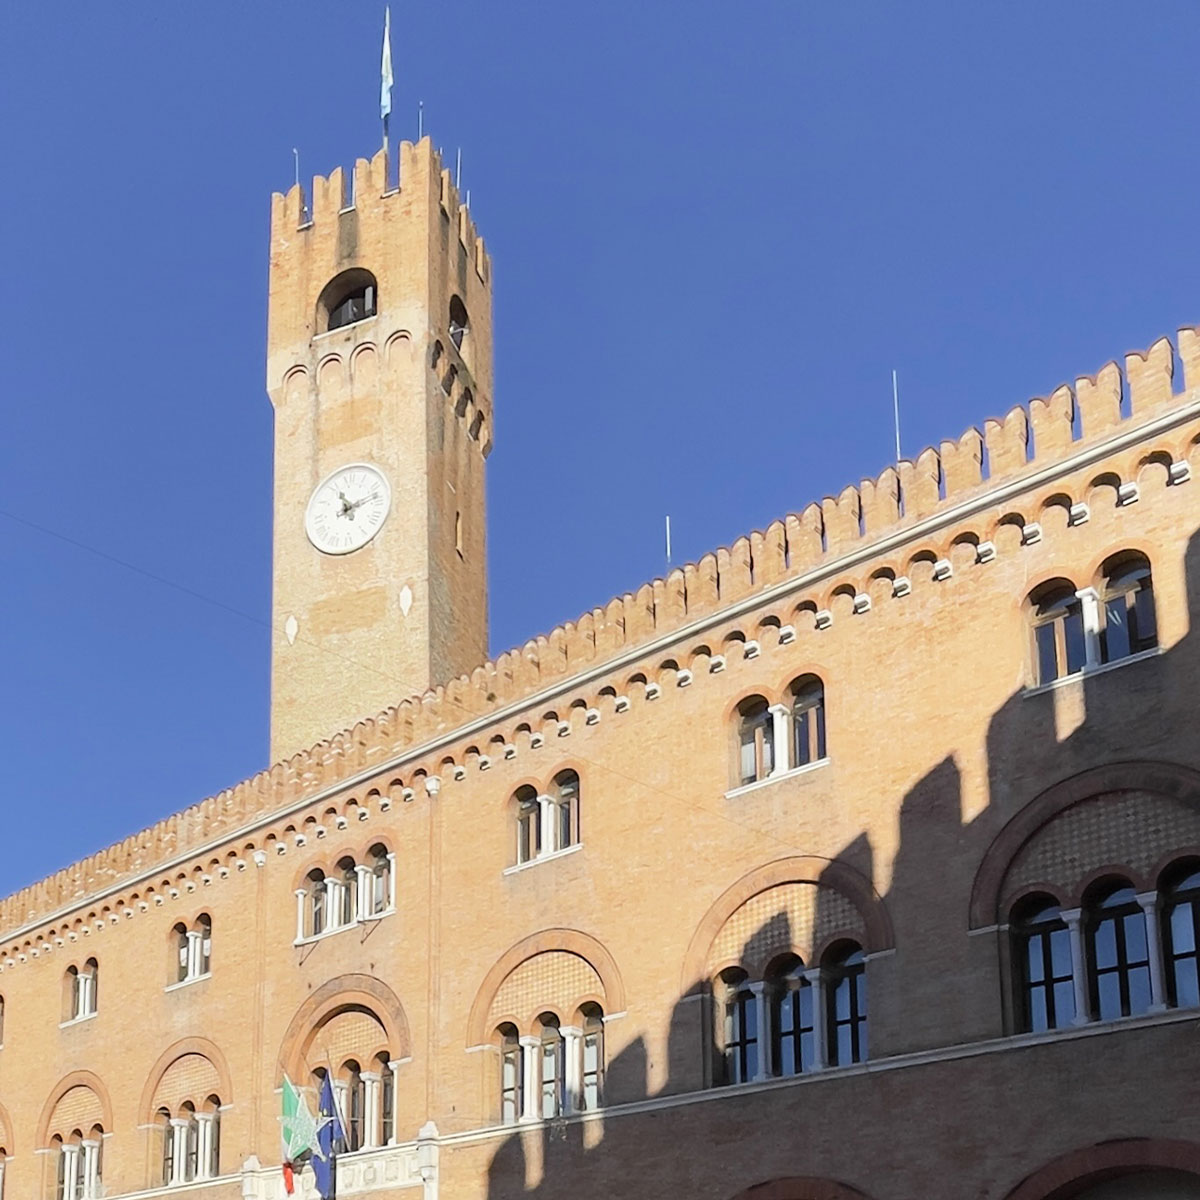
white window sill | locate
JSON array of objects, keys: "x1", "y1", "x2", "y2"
[
  {"x1": 294, "y1": 908, "x2": 395, "y2": 946},
  {"x1": 1023, "y1": 645, "x2": 1162, "y2": 697},
  {"x1": 59, "y1": 1011, "x2": 97, "y2": 1029},
  {"x1": 725, "y1": 757, "x2": 830, "y2": 800},
  {"x1": 164, "y1": 971, "x2": 211, "y2": 994},
  {"x1": 503, "y1": 842, "x2": 583, "y2": 876},
  {"x1": 312, "y1": 314, "x2": 378, "y2": 341}
]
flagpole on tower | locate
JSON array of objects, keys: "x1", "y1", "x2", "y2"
[{"x1": 380, "y1": 6, "x2": 394, "y2": 154}]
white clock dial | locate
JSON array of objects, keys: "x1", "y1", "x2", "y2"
[{"x1": 305, "y1": 463, "x2": 392, "y2": 555}]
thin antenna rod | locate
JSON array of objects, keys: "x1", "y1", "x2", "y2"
[
  {"x1": 892, "y1": 369, "x2": 903, "y2": 462},
  {"x1": 665, "y1": 515, "x2": 672, "y2": 566},
  {"x1": 292, "y1": 148, "x2": 300, "y2": 191},
  {"x1": 465, "y1": 188, "x2": 471, "y2": 208},
  {"x1": 418, "y1": 100, "x2": 424, "y2": 140},
  {"x1": 456, "y1": 148, "x2": 462, "y2": 190}
]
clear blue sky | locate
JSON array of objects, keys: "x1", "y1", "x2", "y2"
[{"x1": 0, "y1": 3, "x2": 1195, "y2": 897}]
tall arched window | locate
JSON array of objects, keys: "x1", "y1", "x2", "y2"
[
  {"x1": 1086, "y1": 881, "x2": 1152, "y2": 1020},
  {"x1": 307, "y1": 870, "x2": 328, "y2": 937},
  {"x1": 538, "y1": 1014, "x2": 564, "y2": 1119},
  {"x1": 174, "y1": 922, "x2": 190, "y2": 982},
  {"x1": 1011, "y1": 896, "x2": 1075, "y2": 1032},
  {"x1": 770, "y1": 956, "x2": 815, "y2": 1077},
  {"x1": 376, "y1": 1053, "x2": 395, "y2": 1145},
  {"x1": 319, "y1": 269, "x2": 378, "y2": 332},
  {"x1": 514, "y1": 786, "x2": 541, "y2": 865},
  {"x1": 1099, "y1": 553, "x2": 1157, "y2": 662},
  {"x1": 789, "y1": 676, "x2": 827, "y2": 767},
  {"x1": 343, "y1": 1060, "x2": 364, "y2": 1151},
  {"x1": 368, "y1": 843, "x2": 392, "y2": 915},
  {"x1": 157, "y1": 1109, "x2": 172, "y2": 1186},
  {"x1": 337, "y1": 857, "x2": 358, "y2": 927},
  {"x1": 1031, "y1": 581, "x2": 1086, "y2": 684},
  {"x1": 550, "y1": 770, "x2": 580, "y2": 851},
  {"x1": 824, "y1": 943, "x2": 867, "y2": 1066},
  {"x1": 203, "y1": 1097, "x2": 221, "y2": 1179},
  {"x1": 181, "y1": 1102, "x2": 199, "y2": 1182},
  {"x1": 736, "y1": 696, "x2": 774, "y2": 786},
  {"x1": 1163, "y1": 863, "x2": 1200, "y2": 1009},
  {"x1": 498, "y1": 1024, "x2": 522, "y2": 1125},
  {"x1": 720, "y1": 968, "x2": 758, "y2": 1084},
  {"x1": 580, "y1": 1004, "x2": 605, "y2": 1111},
  {"x1": 197, "y1": 914, "x2": 212, "y2": 975}
]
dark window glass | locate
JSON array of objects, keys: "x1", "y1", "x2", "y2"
[
  {"x1": 1013, "y1": 900, "x2": 1075, "y2": 1032},
  {"x1": 329, "y1": 286, "x2": 376, "y2": 331},
  {"x1": 791, "y1": 679, "x2": 826, "y2": 766},
  {"x1": 825, "y1": 946, "x2": 867, "y2": 1065},
  {"x1": 737, "y1": 699, "x2": 773, "y2": 785},
  {"x1": 1101, "y1": 560, "x2": 1157, "y2": 663},
  {"x1": 724, "y1": 981, "x2": 758, "y2": 1083},
  {"x1": 773, "y1": 961, "x2": 815, "y2": 1076},
  {"x1": 1164, "y1": 867, "x2": 1200, "y2": 1009},
  {"x1": 1033, "y1": 589, "x2": 1085, "y2": 683},
  {"x1": 1087, "y1": 885, "x2": 1152, "y2": 1020}
]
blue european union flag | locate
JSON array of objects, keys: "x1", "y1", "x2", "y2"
[{"x1": 312, "y1": 1073, "x2": 347, "y2": 1199}]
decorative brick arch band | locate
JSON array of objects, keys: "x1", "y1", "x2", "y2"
[
  {"x1": 680, "y1": 856, "x2": 894, "y2": 994},
  {"x1": 969, "y1": 760, "x2": 1200, "y2": 928},
  {"x1": 466, "y1": 928, "x2": 625, "y2": 1048},
  {"x1": 36, "y1": 1070, "x2": 114, "y2": 1148},
  {"x1": 727, "y1": 1178, "x2": 876, "y2": 1200},
  {"x1": 136, "y1": 1036, "x2": 235, "y2": 1126},
  {"x1": 278, "y1": 973, "x2": 412, "y2": 1081},
  {"x1": 1004, "y1": 1139, "x2": 1200, "y2": 1199}
]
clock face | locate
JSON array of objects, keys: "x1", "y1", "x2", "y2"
[{"x1": 305, "y1": 463, "x2": 392, "y2": 555}]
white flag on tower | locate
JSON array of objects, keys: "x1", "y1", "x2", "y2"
[{"x1": 380, "y1": 7, "x2": 394, "y2": 121}]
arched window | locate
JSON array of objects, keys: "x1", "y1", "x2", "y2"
[
  {"x1": 343, "y1": 1061, "x2": 364, "y2": 1151},
  {"x1": 720, "y1": 968, "x2": 758, "y2": 1084},
  {"x1": 580, "y1": 1004, "x2": 605, "y2": 1111},
  {"x1": 789, "y1": 676, "x2": 827, "y2": 767},
  {"x1": 203, "y1": 1098, "x2": 221, "y2": 1179},
  {"x1": 173, "y1": 922, "x2": 190, "y2": 982},
  {"x1": 52, "y1": 1135, "x2": 67, "y2": 1200},
  {"x1": 79, "y1": 959, "x2": 98, "y2": 1018},
  {"x1": 824, "y1": 943, "x2": 867, "y2": 1066},
  {"x1": 368, "y1": 843, "x2": 392, "y2": 916},
  {"x1": 181, "y1": 1102, "x2": 199, "y2": 1182},
  {"x1": 376, "y1": 1053, "x2": 395, "y2": 1145},
  {"x1": 1011, "y1": 896, "x2": 1075, "y2": 1032},
  {"x1": 448, "y1": 295, "x2": 469, "y2": 350},
  {"x1": 736, "y1": 696, "x2": 774, "y2": 786},
  {"x1": 1086, "y1": 881, "x2": 1152, "y2": 1020},
  {"x1": 307, "y1": 870, "x2": 327, "y2": 937},
  {"x1": 550, "y1": 770, "x2": 580, "y2": 851},
  {"x1": 157, "y1": 1109, "x2": 172, "y2": 1186},
  {"x1": 514, "y1": 786, "x2": 541, "y2": 865},
  {"x1": 197, "y1": 914, "x2": 212, "y2": 975},
  {"x1": 538, "y1": 1014, "x2": 564, "y2": 1118},
  {"x1": 1031, "y1": 581, "x2": 1086, "y2": 684},
  {"x1": 319, "y1": 268, "x2": 378, "y2": 333},
  {"x1": 1163, "y1": 863, "x2": 1200, "y2": 1009},
  {"x1": 770, "y1": 956, "x2": 815, "y2": 1076},
  {"x1": 337, "y1": 857, "x2": 358, "y2": 927},
  {"x1": 498, "y1": 1024, "x2": 522, "y2": 1125},
  {"x1": 1099, "y1": 553, "x2": 1157, "y2": 663},
  {"x1": 87, "y1": 1125, "x2": 104, "y2": 1196}
]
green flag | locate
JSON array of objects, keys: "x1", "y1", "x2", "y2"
[{"x1": 281, "y1": 1074, "x2": 318, "y2": 1163}]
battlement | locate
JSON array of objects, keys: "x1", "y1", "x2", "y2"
[
  {"x1": 4, "y1": 326, "x2": 1200, "y2": 939},
  {"x1": 268, "y1": 137, "x2": 490, "y2": 299}
]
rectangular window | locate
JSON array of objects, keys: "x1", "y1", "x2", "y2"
[
  {"x1": 541, "y1": 1038, "x2": 563, "y2": 1118},
  {"x1": 581, "y1": 1031, "x2": 603, "y2": 1110}
]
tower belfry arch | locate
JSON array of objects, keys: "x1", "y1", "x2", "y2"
[{"x1": 266, "y1": 139, "x2": 493, "y2": 762}]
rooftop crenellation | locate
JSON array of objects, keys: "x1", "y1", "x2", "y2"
[{"x1": 3, "y1": 326, "x2": 1199, "y2": 938}]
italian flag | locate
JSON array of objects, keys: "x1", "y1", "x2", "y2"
[{"x1": 280, "y1": 1075, "x2": 317, "y2": 1194}]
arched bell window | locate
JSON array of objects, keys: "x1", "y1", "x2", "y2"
[
  {"x1": 448, "y1": 295, "x2": 469, "y2": 350},
  {"x1": 318, "y1": 268, "x2": 378, "y2": 332}
]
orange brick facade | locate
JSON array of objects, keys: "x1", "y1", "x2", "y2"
[{"x1": 1, "y1": 138, "x2": 1200, "y2": 1200}]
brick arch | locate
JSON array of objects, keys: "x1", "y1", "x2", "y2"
[
  {"x1": 36, "y1": 1070, "x2": 114, "y2": 1146},
  {"x1": 969, "y1": 761, "x2": 1200, "y2": 928},
  {"x1": 277, "y1": 973, "x2": 412, "y2": 1081},
  {"x1": 466, "y1": 928, "x2": 625, "y2": 1048},
  {"x1": 1004, "y1": 1139, "x2": 1200, "y2": 1199},
  {"x1": 137, "y1": 1037, "x2": 234, "y2": 1125},
  {"x1": 680, "y1": 856, "x2": 893, "y2": 994},
  {"x1": 727, "y1": 1178, "x2": 876, "y2": 1200}
]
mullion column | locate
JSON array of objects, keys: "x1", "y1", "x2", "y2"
[
  {"x1": 1061, "y1": 908, "x2": 1092, "y2": 1025},
  {"x1": 1136, "y1": 891, "x2": 1168, "y2": 1012}
]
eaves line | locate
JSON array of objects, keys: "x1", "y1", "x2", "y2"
[{"x1": 5, "y1": 395, "x2": 1198, "y2": 944}]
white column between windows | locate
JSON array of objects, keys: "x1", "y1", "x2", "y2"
[
  {"x1": 186, "y1": 930, "x2": 203, "y2": 979},
  {"x1": 1076, "y1": 586, "x2": 1102, "y2": 666},
  {"x1": 768, "y1": 704, "x2": 791, "y2": 776},
  {"x1": 537, "y1": 795, "x2": 555, "y2": 856},
  {"x1": 333, "y1": 1080, "x2": 349, "y2": 1138},
  {"x1": 361, "y1": 1072, "x2": 382, "y2": 1148},
  {"x1": 294, "y1": 889, "x2": 307, "y2": 941},
  {"x1": 195, "y1": 1114, "x2": 215, "y2": 1179},
  {"x1": 327, "y1": 879, "x2": 344, "y2": 928},
  {"x1": 560, "y1": 1026, "x2": 582, "y2": 1113},
  {"x1": 78, "y1": 971, "x2": 94, "y2": 1017},
  {"x1": 749, "y1": 982, "x2": 771, "y2": 1081},
  {"x1": 62, "y1": 1145, "x2": 81, "y2": 1200},
  {"x1": 170, "y1": 1119, "x2": 190, "y2": 1183},
  {"x1": 1136, "y1": 891, "x2": 1168, "y2": 1012},
  {"x1": 519, "y1": 1037, "x2": 540, "y2": 1122},
  {"x1": 388, "y1": 1060, "x2": 403, "y2": 1144},
  {"x1": 81, "y1": 1140, "x2": 100, "y2": 1200},
  {"x1": 803, "y1": 968, "x2": 826, "y2": 1070},
  {"x1": 1061, "y1": 907, "x2": 1091, "y2": 1025},
  {"x1": 387, "y1": 852, "x2": 397, "y2": 910},
  {"x1": 355, "y1": 865, "x2": 372, "y2": 920}
]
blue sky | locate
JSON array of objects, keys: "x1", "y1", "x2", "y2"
[{"x1": 0, "y1": 2, "x2": 1196, "y2": 896}]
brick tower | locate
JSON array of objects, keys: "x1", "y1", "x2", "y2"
[{"x1": 266, "y1": 139, "x2": 492, "y2": 762}]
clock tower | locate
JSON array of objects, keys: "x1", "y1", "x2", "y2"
[{"x1": 266, "y1": 139, "x2": 492, "y2": 762}]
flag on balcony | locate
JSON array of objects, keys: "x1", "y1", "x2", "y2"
[
  {"x1": 312, "y1": 1072, "x2": 348, "y2": 1199},
  {"x1": 280, "y1": 1074, "x2": 317, "y2": 1194}
]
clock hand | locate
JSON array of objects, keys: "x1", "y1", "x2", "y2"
[{"x1": 346, "y1": 491, "x2": 379, "y2": 512}]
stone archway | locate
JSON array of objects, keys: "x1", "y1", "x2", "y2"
[
  {"x1": 727, "y1": 1179, "x2": 875, "y2": 1200},
  {"x1": 1005, "y1": 1140, "x2": 1200, "y2": 1200}
]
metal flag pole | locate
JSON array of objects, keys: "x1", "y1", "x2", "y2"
[
  {"x1": 418, "y1": 100, "x2": 424, "y2": 140},
  {"x1": 380, "y1": 6, "x2": 394, "y2": 154},
  {"x1": 292, "y1": 148, "x2": 300, "y2": 191},
  {"x1": 456, "y1": 147, "x2": 462, "y2": 190},
  {"x1": 665, "y1": 515, "x2": 672, "y2": 567},
  {"x1": 892, "y1": 369, "x2": 903, "y2": 462}
]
